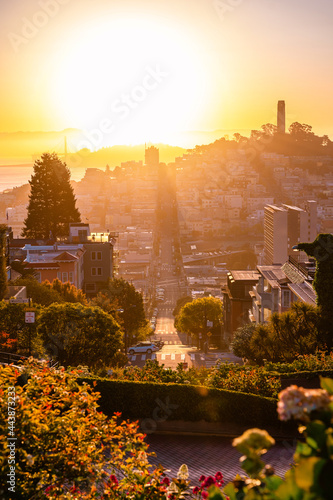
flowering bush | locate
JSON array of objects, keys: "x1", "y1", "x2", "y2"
[
  {"x1": 208, "y1": 363, "x2": 281, "y2": 398},
  {"x1": 277, "y1": 385, "x2": 331, "y2": 421},
  {"x1": 106, "y1": 359, "x2": 211, "y2": 386},
  {"x1": 192, "y1": 472, "x2": 225, "y2": 499},
  {"x1": 0, "y1": 360, "x2": 191, "y2": 499},
  {"x1": 264, "y1": 350, "x2": 333, "y2": 374},
  {"x1": 104, "y1": 360, "x2": 280, "y2": 398}
]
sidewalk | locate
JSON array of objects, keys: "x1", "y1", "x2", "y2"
[{"x1": 146, "y1": 433, "x2": 295, "y2": 485}]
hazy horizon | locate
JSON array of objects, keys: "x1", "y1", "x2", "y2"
[{"x1": 1, "y1": 0, "x2": 332, "y2": 147}]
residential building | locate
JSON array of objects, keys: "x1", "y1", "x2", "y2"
[
  {"x1": 250, "y1": 265, "x2": 287, "y2": 323},
  {"x1": 264, "y1": 202, "x2": 317, "y2": 265},
  {"x1": 222, "y1": 270, "x2": 260, "y2": 341},
  {"x1": 9, "y1": 223, "x2": 116, "y2": 297},
  {"x1": 250, "y1": 259, "x2": 316, "y2": 324}
]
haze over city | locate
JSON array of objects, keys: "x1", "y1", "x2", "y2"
[
  {"x1": 1, "y1": 0, "x2": 333, "y2": 152},
  {"x1": 2, "y1": 1, "x2": 333, "y2": 497}
]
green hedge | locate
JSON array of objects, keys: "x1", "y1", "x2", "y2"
[
  {"x1": 279, "y1": 369, "x2": 333, "y2": 380},
  {"x1": 279, "y1": 370, "x2": 333, "y2": 389},
  {"x1": 81, "y1": 377, "x2": 281, "y2": 429}
]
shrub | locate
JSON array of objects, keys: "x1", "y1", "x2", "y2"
[
  {"x1": 264, "y1": 351, "x2": 333, "y2": 374},
  {"x1": 38, "y1": 302, "x2": 123, "y2": 367},
  {"x1": 0, "y1": 360, "x2": 190, "y2": 499},
  {"x1": 81, "y1": 376, "x2": 280, "y2": 429},
  {"x1": 208, "y1": 363, "x2": 281, "y2": 398}
]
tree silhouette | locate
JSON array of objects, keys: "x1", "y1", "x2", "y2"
[
  {"x1": 23, "y1": 153, "x2": 81, "y2": 239},
  {"x1": 295, "y1": 234, "x2": 333, "y2": 349}
]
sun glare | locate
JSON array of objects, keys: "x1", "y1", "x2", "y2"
[{"x1": 51, "y1": 17, "x2": 208, "y2": 147}]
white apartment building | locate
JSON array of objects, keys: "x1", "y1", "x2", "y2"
[{"x1": 264, "y1": 201, "x2": 317, "y2": 265}]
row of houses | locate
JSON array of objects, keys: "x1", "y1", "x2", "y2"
[
  {"x1": 7, "y1": 223, "x2": 116, "y2": 298},
  {"x1": 222, "y1": 256, "x2": 316, "y2": 340}
]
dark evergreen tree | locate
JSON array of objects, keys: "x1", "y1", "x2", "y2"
[
  {"x1": 0, "y1": 225, "x2": 8, "y2": 300},
  {"x1": 296, "y1": 234, "x2": 333, "y2": 350},
  {"x1": 23, "y1": 153, "x2": 81, "y2": 239}
]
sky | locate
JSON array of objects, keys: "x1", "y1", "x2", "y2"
[{"x1": 1, "y1": 0, "x2": 333, "y2": 148}]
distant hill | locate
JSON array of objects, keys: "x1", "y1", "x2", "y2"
[
  {"x1": 0, "y1": 129, "x2": 82, "y2": 161},
  {"x1": 0, "y1": 130, "x2": 186, "y2": 168},
  {"x1": 66, "y1": 144, "x2": 187, "y2": 169}
]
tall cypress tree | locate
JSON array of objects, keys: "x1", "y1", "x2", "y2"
[{"x1": 23, "y1": 153, "x2": 81, "y2": 239}]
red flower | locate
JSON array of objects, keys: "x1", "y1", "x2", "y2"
[
  {"x1": 202, "y1": 476, "x2": 216, "y2": 488},
  {"x1": 215, "y1": 471, "x2": 223, "y2": 481},
  {"x1": 202, "y1": 492, "x2": 209, "y2": 499},
  {"x1": 109, "y1": 474, "x2": 118, "y2": 486},
  {"x1": 162, "y1": 477, "x2": 170, "y2": 486},
  {"x1": 193, "y1": 486, "x2": 200, "y2": 494},
  {"x1": 199, "y1": 475, "x2": 206, "y2": 482}
]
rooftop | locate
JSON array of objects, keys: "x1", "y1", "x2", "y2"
[
  {"x1": 257, "y1": 266, "x2": 286, "y2": 288},
  {"x1": 228, "y1": 270, "x2": 260, "y2": 282},
  {"x1": 288, "y1": 282, "x2": 316, "y2": 306}
]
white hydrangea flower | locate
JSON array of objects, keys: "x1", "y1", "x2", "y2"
[
  {"x1": 277, "y1": 385, "x2": 331, "y2": 422},
  {"x1": 177, "y1": 463, "x2": 189, "y2": 480}
]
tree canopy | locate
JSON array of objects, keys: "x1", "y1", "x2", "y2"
[
  {"x1": 231, "y1": 302, "x2": 320, "y2": 364},
  {"x1": 175, "y1": 296, "x2": 223, "y2": 347},
  {"x1": 13, "y1": 277, "x2": 87, "y2": 307},
  {"x1": 101, "y1": 278, "x2": 148, "y2": 347},
  {"x1": 23, "y1": 153, "x2": 81, "y2": 239},
  {"x1": 296, "y1": 233, "x2": 333, "y2": 349},
  {"x1": 38, "y1": 302, "x2": 123, "y2": 367}
]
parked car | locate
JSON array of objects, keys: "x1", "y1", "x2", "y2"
[{"x1": 127, "y1": 342, "x2": 159, "y2": 355}]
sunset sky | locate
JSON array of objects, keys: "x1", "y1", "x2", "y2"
[{"x1": 1, "y1": 0, "x2": 333, "y2": 147}]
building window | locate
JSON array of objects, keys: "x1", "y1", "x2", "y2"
[
  {"x1": 78, "y1": 230, "x2": 87, "y2": 241},
  {"x1": 282, "y1": 290, "x2": 290, "y2": 307},
  {"x1": 57, "y1": 272, "x2": 61, "y2": 280},
  {"x1": 85, "y1": 283, "x2": 96, "y2": 293},
  {"x1": 62, "y1": 272, "x2": 68, "y2": 282},
  {"x1": 35, "y1": 271, "x2": 41, "y2": 283},
  {"x1": 91, "y1": 267, "x2": 102, "y2": 276},
  {"x1": 91, "y1": 251, "x2": 102, "y2": 260},
  {"x1": 69, "y1": 272, "x2": 74, "y2": 283}
]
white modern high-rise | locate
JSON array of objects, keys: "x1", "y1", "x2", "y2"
[{"x1": 264, "y1": 201, "x2": 317, "y2": 265}]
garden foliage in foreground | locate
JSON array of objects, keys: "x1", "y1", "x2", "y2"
[{"x1": 2, "y1": 361, "x2": 333, "y2": 498}]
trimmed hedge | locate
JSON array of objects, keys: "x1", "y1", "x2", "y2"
[
  {"x1": 81, "y1": 377, "x2": 281, "y2": 429},
  {"x1": 279, "y1": 370, "x2": 333, "y2": 389},
  {"x1": 279, "y1": 369, "x2": 333, "y2": 380}
]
